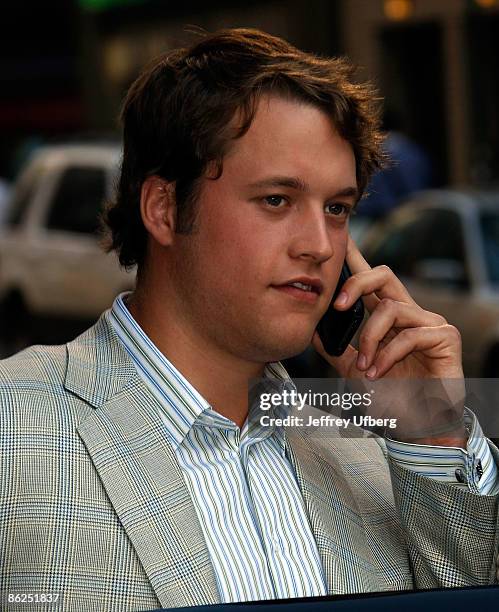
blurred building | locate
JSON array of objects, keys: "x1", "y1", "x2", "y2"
[
  {"x1": 0, "y1": 0, "x2": 341, "y2": 178},
  {"x1": 81, "y1": 0, "x2": 499, "y2": 188},
  {"x1": 1, "y1": 0, "x2": 498, "y2": 189},
  {"x1": 0, "y1": 2, "x2": 83, "y2": 178},
  {"x1": 340, "y1": 0, "x2": 499, "y2": 187},
  {"x1": 77, "y1": 0, "x2": 341, "y2": 128}
]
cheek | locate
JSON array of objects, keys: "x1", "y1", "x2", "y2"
[
  {"x1": 192, "y1": 234, "x2": 252, "y2": 298},
  {"x1": 206, "y1": 217, "x2": 278, "y2": 278}
]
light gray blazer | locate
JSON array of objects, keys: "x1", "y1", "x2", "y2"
[{"x1": 1, "y1": 312, "x2": 498, "y2": 611}]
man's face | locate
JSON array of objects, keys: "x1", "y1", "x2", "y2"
[{"x1": 169, "y1": 95, "x2": 358, "y2": 364}]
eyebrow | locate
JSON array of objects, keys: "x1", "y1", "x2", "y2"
[{"x1": 246, "y1": 176, "x2": 359, "y2": 201}]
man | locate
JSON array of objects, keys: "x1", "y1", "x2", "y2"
[{"x1": 1, "y1": 28, "x2": 498, "y2": 611}]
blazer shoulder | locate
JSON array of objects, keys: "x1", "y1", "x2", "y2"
[
  {"x1": 0, "y1": 343, "x2": 67, "y2": 386},
  {"x1": 0, "y1": 343, "x2": 93, "y2": 431}
]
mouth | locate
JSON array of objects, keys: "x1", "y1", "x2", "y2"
[{"x1": 271, "y1": 278, "x2": 323, "y2": 303}]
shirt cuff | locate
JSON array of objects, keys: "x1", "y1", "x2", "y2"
[{"x1": 385, "y1": 407, "x2": 499, "y2": 495}]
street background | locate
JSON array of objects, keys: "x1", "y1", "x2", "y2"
[{"x1": 1, "y1": 0, "x2": 499, "y2": 376}]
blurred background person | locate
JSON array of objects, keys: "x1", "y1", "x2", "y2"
[{"x1": 356, "y1": 108, "x2": 433, "y2": 219}]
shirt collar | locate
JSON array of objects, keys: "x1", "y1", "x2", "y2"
[{"x1": 109, "y1": 292, "x2": 293, "y2": 451}]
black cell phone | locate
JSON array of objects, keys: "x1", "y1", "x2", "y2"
[{"x1": 316, "y1": 262, "x2": 365, "y2": 356}]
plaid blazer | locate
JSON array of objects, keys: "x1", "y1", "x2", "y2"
[{"x1": 1, "y1": 312, "x2": 498, "y2": 611}]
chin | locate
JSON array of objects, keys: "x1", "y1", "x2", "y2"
[
  {"x1": 233, "y1": 315, "x2": 317, "y2": 363},
  {"x1": 257, "y1": 332, "x2": 314, "y2": 364}
]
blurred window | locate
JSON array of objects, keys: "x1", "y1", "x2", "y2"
[
  {"x1": 415, "y1": 209, "x2": 466, "y2": 262},
  {"x1": 6, "y1": 162, "x2": 44, "y2": 227},
  {"x1": 480, "y1": 212, "x2": 499, "y2": 284},
  {"x1": 46, "y1": 166, "x2": 106, "y2": 234},
  {"x1": 365, "y1": 213, "x2": 425, "y2": 275},
  {"x1": 366, "y1": 208, "x2": 467, "y2": 276}
]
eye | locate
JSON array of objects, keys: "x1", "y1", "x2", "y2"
[
  {"x1": 325, "y1": 203, "x2": 354, "y2": 217},
  {"x1": 263, "y1": 195, "x2": 288, "y2": 208}
]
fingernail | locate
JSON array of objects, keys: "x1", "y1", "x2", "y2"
[
  {"x1": 357, "y1": 353, "x2": 367, "y2": 370},
  {"x1": 366, "y1": 365, "x2": 377, "y2": 379},
  {"x1": 335, "y1": 291, "x2": 348, "y2": 306}
]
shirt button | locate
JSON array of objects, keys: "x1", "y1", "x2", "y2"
[{"x1": 455, "y1": 468, "x2": 466, "y2": 483}]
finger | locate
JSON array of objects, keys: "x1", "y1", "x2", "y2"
[
  {"x1": 335, "y1": 264, "x2": 416, "y2": 313},
  {"x1": 345, "y1": 234, "x2": 371, "y2": 274},
  {"x1": 340, "y1": 235, "x2": 380, "y2": 312},
  {"x1": 365, "y1": 325, "x2": 462, "y2": 379},
  {"x1": 346, "y1": 235, "x2": 415, "y2": 306},
  {"x1": 356, "y1": 299, "x2": 447, "y2": 370}
]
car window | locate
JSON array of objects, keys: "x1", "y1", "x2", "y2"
[
  {"x1": 366, "y1": 208, "x2": 467, "y2": 282},
  {"x1": 365, "y1": 214, "x2": 426, "y2": 276},
  {"x1": 417, "y1": 209, "x2": 466, "y2": 264},
  {"x1": 480, "y1": 212, "x2": 499, "y2": 284},
  {"x1": 45, "y1": 166, "x2": 107, "y2": 234},
  {"x1": 6, "y1": 161, "x2": 44, "y2": 227}
]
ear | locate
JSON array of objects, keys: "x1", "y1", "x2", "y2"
[{"x1": 140, "y1": 176, "x2": 176, "y2": 247}]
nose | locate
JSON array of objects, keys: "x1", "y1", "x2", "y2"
[{"x1": 288, "y1": 205, "x2": 334, "y2": 263}]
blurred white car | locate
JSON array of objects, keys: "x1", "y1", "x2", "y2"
[
  {"x1": 361, "y1": 189, "x2": 499, "y2": 377},
  {"x1": 0, "y1": 143, "x2": 135, "y2": 355}
]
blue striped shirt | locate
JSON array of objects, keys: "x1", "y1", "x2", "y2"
[{"x1": 110, "y1": 293, "x2": 327, "y2": 603}]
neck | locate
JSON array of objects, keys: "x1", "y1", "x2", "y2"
[{"x1": 126, "y1": 290, "x2": 266, "y2": 429}]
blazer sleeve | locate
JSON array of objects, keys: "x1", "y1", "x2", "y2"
[{"x1": 387, "y1": 443, "x2": 499, "y2": 588}]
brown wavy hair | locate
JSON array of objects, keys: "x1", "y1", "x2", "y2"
[{"x1": 102, "y1": 28, "x2": 385, "y2": 271}]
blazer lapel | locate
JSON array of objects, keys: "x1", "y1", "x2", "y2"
[{"x1": 66, "y1": 314, "x2": 220, "y2": 609}]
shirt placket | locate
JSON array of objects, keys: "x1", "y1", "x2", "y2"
[{"x1": 201, "y1": 420, "x2": 278, "y2": 602}]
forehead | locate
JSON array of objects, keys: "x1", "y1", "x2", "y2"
[{"x1": 223, "y1": 95, "x2": 357, "y2": 188}]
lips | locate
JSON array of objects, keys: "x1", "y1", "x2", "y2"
[
  {"x1": 271, "y1": 277, "x2": 323, "y2": 304},
  {"x1": 274, "y1": 277, "x2": 323, "y2": 295}
]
